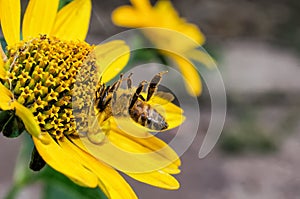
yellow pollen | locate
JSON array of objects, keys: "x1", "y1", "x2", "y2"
[{"x1": 1, "y1": 35, "x2": 95, "y2": 140}]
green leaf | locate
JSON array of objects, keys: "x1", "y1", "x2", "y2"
[
  {"x1": 58, "y1": 0, "x2": 73, "y2": 10},
  {"x1": 41, "y1": 167, "x2": 107, "y2": 199},
  {"x1": 0, "y1": 37, "x2": 7, "y2": 50},
  {"x1": 0, "y1": 110, "x2": 12, "y2": 130},
  {"x1": 29, "y1": 146, "x2": 46, "y2": 171},
  {"x1": 1, "y1": 111, "x2": 25, "y2": 138}
]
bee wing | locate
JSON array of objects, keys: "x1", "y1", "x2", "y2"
[
  {"x1": 154, "y1": 91, "x2": 175, "y2": 102},
  {"x1": 146, "y1": 91, "x2": 174, "y2": 106},
  {"x1": 93, "y1": 40, "x2": 130, "y2": 83},
  {"x1": 72, "y1": 40, "x2": 130, "y2": 143}
]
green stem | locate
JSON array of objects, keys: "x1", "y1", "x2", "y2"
[
  {"x1": 4, "y1": 183, "x2": 22, "y2": 199},
  {"x1": 4, "y1": 176, "x2": 38, "y2": 199}
]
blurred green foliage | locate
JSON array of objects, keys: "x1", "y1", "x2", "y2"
[
  {"x1": 220, "y1": 125, "x2": 277, "y2": 154},
  {"x1": 4, "y1": 134, "x2": 107, "y2": 199},
  {"x1": 219, "y1": 99, "x2": 278, "y2": 154},
  {"x1": 275, "y1": 0, "x2": 300, "y2": 53}
]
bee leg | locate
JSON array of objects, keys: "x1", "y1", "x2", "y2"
[
  {"x1": 138, "y1": 95, "x2": 146, "y2": 101},
  {"x1": 146, "y1": 71, "x2": 168, "y2": 101},
  {"x1": 110, "y1": 74, "x2": 124, "y2": 92},
  {"x1": 126, "y1": 73, "x2": 133, "y2": 89},
  {"x1": 101, "y1": 74, "x2": 124, "y2": 110},
  {"x1": 95, "y1": 84, "x2": 112, "y2": 111},
  {"x1": 129, "y1": 80, "x2": 147, "y2": 109}
]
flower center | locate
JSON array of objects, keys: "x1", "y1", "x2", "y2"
[{"x1": 1, "y1": 35, "x2": 95, "y2": 140}]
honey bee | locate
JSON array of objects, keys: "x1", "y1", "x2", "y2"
[
  {"x1": 94, "y1": 71, "x2": 174, "y2": 133},
  {"x1": 73, "y1": 41, "x2": 175, "y2": 144}
]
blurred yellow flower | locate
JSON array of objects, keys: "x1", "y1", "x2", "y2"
[
  {"x1": 0, "y1": 0, "x2": 183, "y2": 198},
  {"x1": 112, "y1": 0, "x2": 210, "y2": 96}
]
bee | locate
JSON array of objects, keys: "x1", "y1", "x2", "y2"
[
  {"x1": 93, "y1": 71, "x2": 173, "y2": 135},
  {"x1": 72, "y1": 41, "x2": 175, "y2": 144}
]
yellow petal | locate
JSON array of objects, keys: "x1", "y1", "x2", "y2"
[
  {"x1": 11, "y1": 101, "x2": 49, "y2": 144},
  {"x1": 0, "y1": 83, "x2": 13, "y2": 110},
  {"x1": 154, "y1": 1, "x2": 205, "y2": 44},
  {"x1": 73, "y1": 136, "x2": 180, "y2": 190},
  {"x1": 154, "y1": 0, "x2": 178, "y2": 19},
  {"x1": 0, "y1": 83, "x2": 49, "y2": 143},
  {"x1": 51, "y1": 0, "x2": 91, "y2": 41},
  {"x1": 111, "y1": 122, "x2": 181, "y2": 168},
  {"x1": 168, "y1": 53, "x2": 202, "y2": 96},
  {"x1": 126, "y1": 170, "x2": 180, "y2": 190},
  {"x1": 93, "y1": 40, "x2": 130, "y2": 83},
  {"x1": 22, "y1": 0, "x2": 59, "y2": 39},
  {"x1": 0, "y1": 56, "x2": 5, "y2": 79},
  {"x1": 112, "y1": 6, "x2": 146, "y2": 27},
  {"x1": 186, "y1": 48, "x2": 216, "y2": 69},
  {"x1": 60, "y1": 138, "x2": 138, "y2": 199},
  {"x1": 161, "y1": 162, "x2": 181, "y2": 175},
  {"x1": 0, "y1": 0, "x2": 21, "y2": 45},
  {"x1": 75, "y1": 124, "x2": 180, "y2": 174},
  {"x1": 33, "y1": 134, "x2": 98, "y2": 188},
  {"x1": 178, "y1": 23, "x2": 205, "y2": 45},
  {"x1": 0, "y1": 83, "x2": 49, "y2": 144},
  {"x1": 109, "y1": 122, "x2": 182, "y2": 174},
  {"x1": 130, "y1": 0, "x2": 152, "y2": 11}
]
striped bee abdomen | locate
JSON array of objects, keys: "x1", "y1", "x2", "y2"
[{"x1": 129, "y1": 100, "x2": 168, "y2": 131}]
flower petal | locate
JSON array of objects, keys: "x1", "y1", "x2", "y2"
[
  {"x1": 0, "y1": 83, "x2": 13, "y2": 110},
  {"x1": 33, "y1": 134, "x2": 98, "y2": 188},
  {"x1": 0, "y1": 0, "x2": 21, "y2": 45},
  {"x1": 0, "y1": 56, "x2": 5, "y2": 79},
  {"x1": 22, "y1": 0, "x2": 59, "y2": 39},
  {"x1": 177, "y1": 23, "x2": 206, "y2": 45},
  {"x1": 111, "y1": 122, "x2": 181, "y2": 168},
  {"x1": 0, "y1": 83, "x2": 49, "y2": 143},
  {"x1": 126, "y1": 170, "x2": 180, "y2": 190},
  {"x1": 130, "y1": 0, "x2": 152, "y2": 11},
  {"x1": 75, "y1": 124, "x2": 180, "y2": 175},
  {"x1": 112, "y1": 6, "x2": 144, "y2": 27},
  {"x1": 186, "y1": 48, "x2": 215, "y2": 69},
  {"x1": 112, "y1": 0, "x2": 154, "y2": 27},
  {"x1": 154, "y1": 0, "x2": 178, "y2": 20},
  {"x1": 93, "y1": 40, "x2": 130, "y2": 83},
  {"x1": 11, "y1": 101, "x2": 50, "y2": 144},
  {"x1": 51, "y1": 0, "x2": 91, "y2": 41},
  {"x1": 73, "y1": 136, "x2": 180, "y2": 190},
  {"x1": 169, "y1": 53, "x2": 202, "y2": 96},
  {"x1": 60, "y1": 138, "x2": 138, "y2": 199}
]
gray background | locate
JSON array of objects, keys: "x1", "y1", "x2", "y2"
[{"x1": 1, "y1": 0, "x2": 300, "y2": 198}]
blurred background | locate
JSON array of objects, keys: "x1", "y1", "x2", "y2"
[{"x1": 1, "y1": 0, "x2": 300, "y2": 198}]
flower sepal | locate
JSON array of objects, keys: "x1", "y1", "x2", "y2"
[
  {"x1": 29, "y1": 146, "x2": 46, "y2": 171},
  {"x1": 0, "y1": 110, "x2": 25, "y2": 138}
]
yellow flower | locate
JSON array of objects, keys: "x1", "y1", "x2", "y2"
[
  {"x1": 0, "y1": 0, "x2": 184, "y2": 198},
  {"x1": 112, "y1": 0, "x2": 212, "y2": 96}
]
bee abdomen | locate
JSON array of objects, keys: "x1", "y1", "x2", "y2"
[{"x1": 130, "y1": 101, "x2": 168, "y2": 131}]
